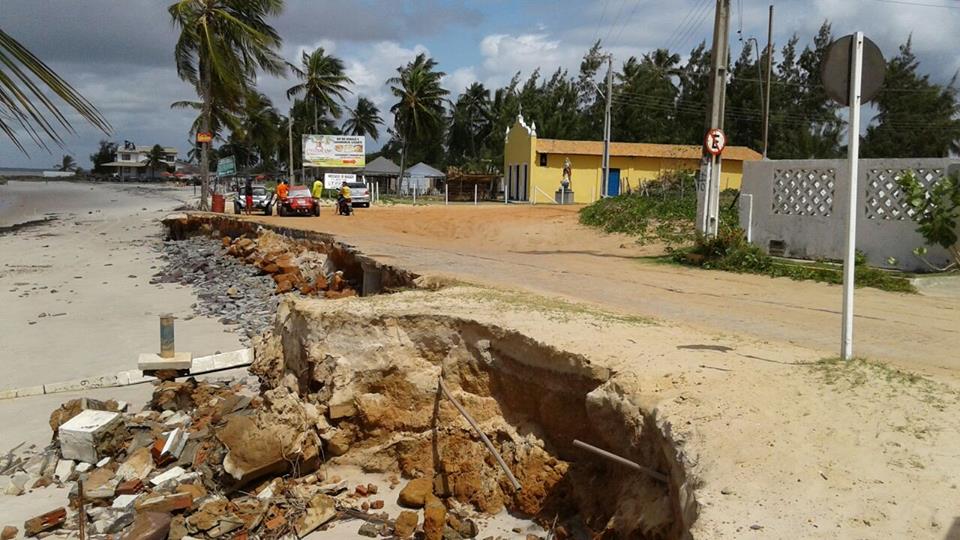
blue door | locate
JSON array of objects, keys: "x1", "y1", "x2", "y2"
[{"x1": 606, "y1": 168, "x2": 621, "y2": 196}]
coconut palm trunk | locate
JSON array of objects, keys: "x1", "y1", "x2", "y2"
[{"x1": 200, "y1": 67, "x2": 212, "y2": 210}]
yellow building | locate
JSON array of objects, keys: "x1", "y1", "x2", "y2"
[{"x1": 503, "y1": 114, "x2": 762, "y2": 203}]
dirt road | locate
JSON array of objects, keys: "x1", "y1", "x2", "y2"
[{"x1": 241, "y1": 204, "x2": 959, "y2": 378}]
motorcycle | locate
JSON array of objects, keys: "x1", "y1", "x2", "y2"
[{"x1": 337, "y1": 195, "x2": 352, "y2": 216}]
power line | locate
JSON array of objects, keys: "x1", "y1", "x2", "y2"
[
  {"x1": 867, "y1": 0, "x2": 960, "y2": 8},
  {"x1": 670, "y1": 0, "x2": 715, "y2": 53},
  {"x1": 611, "y1": 1, "x2": 644, "y2": 48},
  {"x1": 665, "y1": 0, "x2": 712, "y2": 53}
]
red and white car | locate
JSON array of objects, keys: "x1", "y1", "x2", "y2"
[{"x1": 277, "y1": 186, "x2": 320, "y2": 216}]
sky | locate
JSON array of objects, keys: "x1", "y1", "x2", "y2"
[{"x1": 0, "y1": 0, "x2": 958, "y2": 169}]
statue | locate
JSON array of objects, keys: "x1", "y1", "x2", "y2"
[{"x1": 561, "y1": 157, "x2": 572, "y2": 189}]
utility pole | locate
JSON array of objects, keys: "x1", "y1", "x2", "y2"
[
  {"x1": 696, "y1": 0, "x2": 731, "y2": 237},
  {"x1": 602, "y1": 55, "x2": 613, "y2": 198},
  {"x1": 762, "y1": 5, "x2": 773, "y2": 159},
  {"x1": 288, "y1": 112, "x2": 295, "y2": 182}
]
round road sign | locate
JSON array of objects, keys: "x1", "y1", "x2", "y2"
[
  {"x1": 704, "y1": 128, "x2": 726, "y2": 156},
  {"x1": 821, "y1": 34, "x2": 885, "y2": 106}
]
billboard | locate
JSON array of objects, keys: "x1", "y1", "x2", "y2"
[
  {"x1": 324, "y1": 173, "x2": 356, "y2": 189},
  {"x1": 217, "y1": 156, "x2": 236, "y2": 176},
  {"x1": 303, "y1": 134, "x2": 365, "y2": 168}
]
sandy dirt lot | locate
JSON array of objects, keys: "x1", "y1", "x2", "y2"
[{"x1": 241, "y1": 204, "x2": 960, "y2": 379}]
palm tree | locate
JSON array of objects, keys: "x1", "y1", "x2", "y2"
[
  {"x1": 387, "y1": 53, "x2": 449, "y2": 188},
  {"x1": 146, "y1": 144, "x2": 167, "y2": 178},
  {"x1": 0, "y1": 28, "x2": 110, "y2": 153},
  {"x1": 286, "y1": 47, "x2": 352, "y2": 133},
  {"x1": 54, "y1": 154, "x2": 77, "y2": 171},
  {"x1": 236, "y1": 91, "x2": 281, "y2": 169},
  {"x1": 342, "y1": 97, "x2": 383, "y2": 140},
  {"x1": 169, "y1": 0, "x2": 285, "y2": 209}
]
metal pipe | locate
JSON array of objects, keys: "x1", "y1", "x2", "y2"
[
  {"x1": 572, "y1": 439, "x2": 669, "y2": 483},
  {"x1": 159, "y1": 314, "x2": 175, "y2": 359},
  {"x1": 438, "y1": 377, "x2": 522, "y2": 491}
]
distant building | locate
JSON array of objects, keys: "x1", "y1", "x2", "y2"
[
  {"x1": 503, "y1": 114, "x2": 762, "y2": 203},
  {"x1": 103, "y1": 141, "x2": 178, "y2": 180},
  {"x1": 401, "y1": 162, "x2": 445, "y2": 195}
]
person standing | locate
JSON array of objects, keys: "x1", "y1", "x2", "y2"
[
  {"x1": 276, "y1": 179, "x2": 288, "y2": 200},
  {"x1": 311, "y1": 177, "x2": 323, "y2": 203},
  {"x1": 244, "y1": 178, "x2": 253, "y2": 215}
]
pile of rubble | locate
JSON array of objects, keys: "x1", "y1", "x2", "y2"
[
  {"x1": 220, "y1": 231, "x2": 357, "y2": 299},
  {"x1": 151, "y1": 229, "x2": 357, "y2": 346},
  {"x1": 0, "y1": 376, "x2": 526, "y2": 540}
]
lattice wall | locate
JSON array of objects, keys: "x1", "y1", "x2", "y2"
[
  {"x1": 864, "y1": 167, "x2": 944, "y2": 220},
  {"x1": 772, "y1": 168, "x2": 836, "y2": 217}
]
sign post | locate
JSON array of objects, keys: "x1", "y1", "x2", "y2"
[{"x1": 821, "y1": 33, "x2": 885, "y2": 361}]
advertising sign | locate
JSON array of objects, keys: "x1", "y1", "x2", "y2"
[
  {"x1": 303, "y1": 134, "x2": 365, "y2": 168},
  {"x1": 324, "y1": 173, "x2": 356, "y2": 189},
  {"x1": 217, "y1": 156, "x2": 236, "y2": 176},
  {"x1": 196, "y1": 132, "x2": 213, "y2": 143}
]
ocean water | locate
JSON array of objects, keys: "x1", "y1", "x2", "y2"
[{"x1": 0, "y1": 167, "x2": 47, "y2": 176}]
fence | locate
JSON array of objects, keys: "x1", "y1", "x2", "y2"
[{"x1": 739, "y1": 158, "x2": 960, "y2": 272}]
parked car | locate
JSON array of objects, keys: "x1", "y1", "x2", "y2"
[
  {"x1": 234, "y1": 185, "x2": 273, "y2": 215},
  {"x1": 277, "y1": 186, "x2": 319, "y2": 216},
  {"x1": 345, "y1": 182, "x2": 371, "y2": 207}
]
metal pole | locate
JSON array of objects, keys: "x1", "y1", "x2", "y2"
[
  {"x1": 762, "y1": 5, "x2": 773, "y2": 159},
  {"x1": 602, "y1": 56, "x2": 613, "y2": 198},
  {"x1": 445, "y1": 184, "x2": 448, "y2": 205},
  {"x1": 504, "y1": 169, "x2": 509, "y2": 204},
  {"x1": 474, "y1": 184, "x2": 478, "y2": 205},
  {"x1": 572, "y1": 439, "x2": 669, "y2": 483},
  {"x1": 438, "y1": 378, "x2": 522, "y2": 491},
  {"x1": 697, "y1": 0, "x2": 730, "y2": 237},
  {"x1": 159, "y1": 315, "x2": 175, "y2": 358},
  {"x1": 842, "y1": 32, "x2": 864, "y2": 362}
]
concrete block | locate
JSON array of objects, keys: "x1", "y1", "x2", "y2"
[
  {"x1": 58, "y1": 409, "x2": 123, "y2": 464},
  {"x1": 112, "y1": 493, "x2": 140, "y2": 510},
  {"x1": 138, "y1": 351, "x2": 192, "y2": 372},
  {"x1": 76, "y1": 463, "x2": 93, "y2": 473},
  {"x1": 189, "y1": 348, "x2": 252, "y2": 374}
]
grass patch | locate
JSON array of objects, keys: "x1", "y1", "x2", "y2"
[{"x1": 672, "y1": 228, "x2": 917, "y2": 293}]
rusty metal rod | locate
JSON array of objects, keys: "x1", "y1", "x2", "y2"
[
  {"x1": 438, "y1": 377, "x2": 522, "y2": 492},
  {"x1": 159, "y1": 314, "x2": 175, "y2": 359},
  {"x1": 572, "y1": 439, "x2": 669, "y2": 483},
  {"x1": 78, "y1": 478, "x2": 86, "y2": 540}
]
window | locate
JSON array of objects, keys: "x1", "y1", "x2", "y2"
[
  {"x1": 121, "y1": 153, "x2": 131, "y2": 161},
  {"x1": 538, "y1": 153, "x2": 548, "y2": 167}
]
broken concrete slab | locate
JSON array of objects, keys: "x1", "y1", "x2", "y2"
[
  {"x1": 83, "y1": 467, "x2": 119, "y2": 499},
  {"x1": 189, "y1": 348, "x2": 253, "y2": 374},
  {"x1": 112, "y1": 493, "x2": 140, "y2": 510},
  {"x1": 294, "y1": 494, "x2": 336, "y2": 537},
  {"x1": 135, "y1": 492, "x2": 193, "y2": 513},
  {"x1": 58, "y1": 409, "x2": 124, "y2": 464},
  {"x1": 5, "y1": 472, "x2": 28, "y2": 495},
  {"x1": 138, "y1": 352, "x2": 193, "y2": 372},
  {"x1": 116, "y1": 447, "x2": 154, "y2": 482},
  {"x1": 150, "y1": 465, "x2": 186, "y2": 486},
  {"x1": 91, "y1": 508, "x2": 135, "y2": 535}
]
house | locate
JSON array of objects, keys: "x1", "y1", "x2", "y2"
[
  {"x1": 103, "y1": 142, "x2": 178, "y2": 181},
  {"x1": 362, "y1": 156, "x2": 401, "y2": 192},
  {"x1": 503, "y1": 114, "x2": 762, "y2": 203},
  {"x1": 402, "y1": 162, "x2": 445, "y2": 195}
]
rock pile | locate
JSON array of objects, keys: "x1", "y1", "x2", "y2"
[
  {"x1": 0, "y1": 377, "x2": 511, "y2": 540},
  {"x1": 153, "y1": 236, "x2": 278, "y2": 345}
]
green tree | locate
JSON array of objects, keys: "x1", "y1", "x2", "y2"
[
  {"x1": 342, "y1": 96, "x2": 383, "y2": 140},
  {"x1": 675, "y1": 41, "x2": 711, "y2": 145},
  {"x1": 287, "y1": 47, "x2": 352, "y2": 133},
  {"x1": 54, "y1": 154, "x2": 77, "y2": 171},
  {"x1": 863, "y1": 37, "x2": 960, "y2": 158},
  {"x1": 0, "y1": 28, "x2": 110, "y2": 153},
  {"x1": 725, "y1": 41, "x2": 764, "y2": 151},
  {"x1": 145, "y1": 144, "x2": 167, "y2": 178},
  {"x1": 169, "y1": 0, "x2": 285, "y2": 209},
  {"x1": 89, "y1": 140, "x2": 117, "y2": 174},
  {"x1": 388, "y1": 53, "x2": 449, "y2": 182},
  {"x1": 613, "y1": 49, "x2": 681, "y2": 143},
  {"x1": 448, "y1": 82, "x2": 493, "y2": 169},
  {"x1": 235, "y1": 91, "x2": 282, "y2": 170}
]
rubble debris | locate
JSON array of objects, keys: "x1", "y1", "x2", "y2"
[
  {"x1": 135, "y1": 492, "x2": 193, "y2": 513},
  {"x1": 83, "y1": 466, "x2": 119, "y2": 499},
  {"x1": 5, "y1": 471, "x2": 29, "y2": 495},
  {"x1": 358, "y1": 522, "x2": 379, "y2": 537},
  {"x1": 23, "y1": 507, "x2": 66, "y2": 536},
  {"x1": 117, "y1": 447, "x2": 154, "y2": 481},
  {"x1": 398, "y1": 477, "x2": 435, "y2": 508},
  {"x1": 120, "y1": 511, "x2": 171, "y2": 540},
  {"x1": 54, "y1": 460, "x2": 75, "y2": 483},
  {"x1": 424, "y1": 497, "x2": 447, "y2": 540},
  {"x1": 58, "y1": 409, "x2": 125, "y2": 464},
  {"x1": 294, "y1": 494, "x2": 337, "y2": 536},
  {"x1": 150, "y1": 466, "x2": 187, "y2": 486},
  {"x1": 49, "y1": 398, "x2": 119, "y2": 436},
  {"x1": 1, "y1": 526, "x2": 17, "y2": 540},
  {"x1": 394, "y1": 510, "x2": 419, "y2": 538},
  {"x1": 90, "y1": 508, "x2": 135, "y2": 535}
]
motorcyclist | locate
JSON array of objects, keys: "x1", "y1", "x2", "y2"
[{"x1": 338, "y1": 182, "x2": 352, "y2": 215}]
